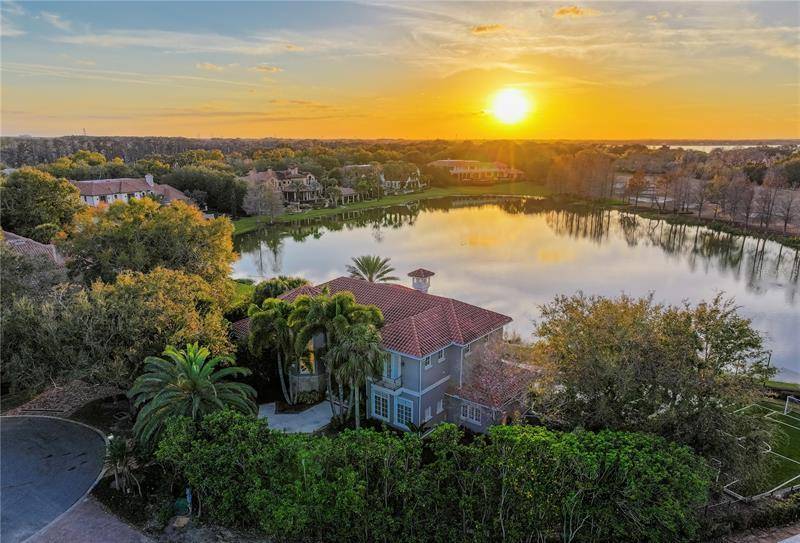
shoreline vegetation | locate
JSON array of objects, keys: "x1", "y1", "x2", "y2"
[{"x1": 232, "y1": 182, "x2": 800, "y2": 249}]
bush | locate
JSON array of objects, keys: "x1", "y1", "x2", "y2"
[{"x1": 156, "y1": 411, "x2": 711, "y2": 542}]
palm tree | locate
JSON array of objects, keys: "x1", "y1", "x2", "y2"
[
  {"x1": 128, "y1": 343, "x2": 257, "y2": 446},
  {"x1": 327, "y1": 323, "x2": 386, "y2": 429},
  {"x1": 346, "y1": 255, "x2": 399, "y2": 282},
  {"x1": 104, "y1": 437, "x2": 141, "y2": 495},
  {"x1": 248, "y1": 298, "x2": 295, "y2": 405},
  {"x1": 290, "y1": 291, "x2": 384, "y2": 419}
]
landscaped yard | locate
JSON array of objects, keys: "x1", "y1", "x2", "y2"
[
  {"x1": 233, "y1": 181, "x2": 552, "y2": 234},
  {"x1": 729, "y1": 399, "x2": 800, "y2": 497}
]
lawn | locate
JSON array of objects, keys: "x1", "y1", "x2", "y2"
[
  {"x1": 233, "y1": 181, "x2": 551, "y2": 234},
  {"x1": 729, "y1": 399, "x2": 800, "y2": 497},
  {"x1": 230, "y1": 278, "x2": 255, "y2": 305}
]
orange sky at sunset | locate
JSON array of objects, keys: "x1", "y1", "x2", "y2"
[{"x1": 1, "y1": 1, "x2": 798, "y2": 139}]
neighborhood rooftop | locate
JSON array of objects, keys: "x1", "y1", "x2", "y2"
[{"x1": 1, "y1": 230, "x2": 64, "y2": 265}]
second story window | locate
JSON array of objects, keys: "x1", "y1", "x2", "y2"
[
  {"x1": 437, "y1": 350, "x2": 446, "y2": 363},
  {"x1": 423, "y1": 355, "x2": 432, "y2": 369},
  {"x1": 436, "y1": 398, "x2": 444, "y2": 414}
]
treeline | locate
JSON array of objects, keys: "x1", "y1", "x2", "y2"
[{"x1": 158, "y1": 410, "x2": 710, "y2": 543}]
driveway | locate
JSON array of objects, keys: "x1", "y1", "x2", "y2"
[
  {"x1": 1, "y1": 416, "x2": 106, "y2": 543},
  {"x1": 258, "y1": 402, "x2": 333, "y2": 433}
]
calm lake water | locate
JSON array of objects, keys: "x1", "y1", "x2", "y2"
[{"x1": 233, "y1": 197, "x2": 800, "y2": 383}]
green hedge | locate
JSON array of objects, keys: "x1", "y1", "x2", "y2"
[{"x1": 157, "y1": 411, "x2": 711, "y2": 542}]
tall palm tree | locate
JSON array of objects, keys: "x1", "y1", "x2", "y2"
[
  {"x1": 248, "y1": 298, "x2": 295, "y2": 405},
  {"x1": 346, "y1": 255, "x2": 399, "y2": 282},
  {"x1": 328, "y1": 323, "x2": 386, "y2": 429},
  {"x1": 290, "y1": 291, "x2": 384, "y2": 418},
  {"x1": 128, "y1": 343, "x2": 256, "y2": 446}
]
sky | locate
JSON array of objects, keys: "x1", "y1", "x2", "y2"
[{"x1": 1, "y1": 1, "x2": 798, "y2": 140}]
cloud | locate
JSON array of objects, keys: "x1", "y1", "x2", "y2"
[
  {"x1": 250, "y1": 64, "x2": 283, "y2": 73},
  {"x1": 0, "y1": 20, "x2": 25, "y2": 37},
  {"x1": 553, "y1": 6, "x2": 601, "y2": 19},
  {"x1": 2, "y1": 1, "x2": 26, "y2": 17},
  {"x1": 470, "y1": 24, "x2": 506, "y2": 35},
  {"x1": 268, "y1": 99, "x2": 331, "y2": 109},
  {"x1": 196, "y1": 62, "x2": 225, "y2": 71},
  {"x1": 54, "y1": 30, "x2": 308, "y2": 56},
  {"x1": 1, "y1": 62, "x2": 260, "y2": 89},
  {"x1": 40, "y1": 12, "x2": 72, "y2": 31}
]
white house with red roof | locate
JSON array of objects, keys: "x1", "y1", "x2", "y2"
[
  {"x1": 72, "y1": 174, "x2": 189, "y2": 206},
  {"x1": 233, "y1": 269, "x2": 536, "y2": 433}
]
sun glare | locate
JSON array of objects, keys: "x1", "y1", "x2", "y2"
[{"x1": 489, "y1": 88, "x2": 531, "y2": 125}]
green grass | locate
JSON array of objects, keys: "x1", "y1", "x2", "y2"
[
  {"x1": 230, "y1": 278, "x2": 255, "y2": 305},
  {"x1": 732, "y1": 399, "x2": 800, "y2": 496},
  {"x1": 767, "y1": 380, "x2": 800, "y2": 393},
  {"x1": 233, "y1": 182, "x2": 552, "y2": 234}
]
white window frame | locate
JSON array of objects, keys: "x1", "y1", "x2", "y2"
[
  {"x1": 436, "y1": 398, "x2": 444, "y2": 414},
  {"x1": 423, "y1": 355, "x2": 432, "y2": 369},
  {"x1": 437, "y1": 350, "x2": 446, "y2": 364},
  {"x1": 396, "y1": 398, "x2": 413, "y2": 429},
  {"x1": 372, "y1": 392, "x2": 389, "y2": 422},
  {"x1": 424, "y1": 406, "x2": 432, "y2": 422},
  {"x1": 460, "y1": 402, "x2": 481, "y2": 424}
]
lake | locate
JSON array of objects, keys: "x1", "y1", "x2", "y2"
[{"x1": 233, "y1": 197, "x2": 800, "y2": 383}]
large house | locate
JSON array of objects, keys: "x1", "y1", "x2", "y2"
[
  {"x1": 72, "y1": 174, "x2": 189, "y2": 206},
  {"x1": 239, "y1": 166, "x2": 323, "y2": 205},
  {"x1": 428, "y1": 160, "x2": 524, "y2": 185},
  {"x1": 233, "y1": 270, "x2": 537, "y2": 433},
  {"x1": 342, "y1": 163, "x2": 424, "y2": 195}
]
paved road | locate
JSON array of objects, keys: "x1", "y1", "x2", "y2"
[{"x1": 1, "y1": 416, "x2": 106, "y2": 543}]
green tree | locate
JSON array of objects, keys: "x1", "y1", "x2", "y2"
[
  {"x1": 346, "y1": 255, "x2": 399, "y2": 282},
  {"x1": 532, "y1": 292, "x2": 774, "y2": 481},
  {"x1": 290, "y1": 291, "x2": 383, "y2": 418},
  {"x1": 0, "y1": 167, "x2": 84, "y2": 237},
  {"x1": 1, "y1": 268, "x2": 233, "y2": 392},
  {"x1": 252, "y1": 276, "x2": 309, "y2": 307},
  {"x1": 104, "y1": 437, "x2": 141, "y2": 495},
  {"x1": 61, "y1": 198, "x2": 235, "y2": 286},
  {"x1": 248, "y1": 298, "x2": 295, "y2": 405},
  {"x1": 327, "y1": 323, "x2": 386, "y2": 428},
  {"x1": 129, "y1": 343, "x2": 256, "y2": 446}
]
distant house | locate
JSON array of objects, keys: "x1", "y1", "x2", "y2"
[
  {"x1": 342, "y1": 163, "x2": 423, "y2": 195},
  {"x1": 1, "y1": 230, "x2": 64, "y2": 266},
  {"x1": 239, "y1": 166, "x2": 323, "y2": 205},
  {"x1": 72, "y1": 174, "x2": 190, "y2": 206},
  {"x1": 232, "y1": 270, "x2": 537, "y2": 434},
  {"x1": 428, "y1": 160, "x2": 524, "y2": 184},
  {"x1": 275, "y1": 166, "x2": 323, "y2": 204}
]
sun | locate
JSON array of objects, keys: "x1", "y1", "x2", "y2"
[{"x1": 489, "y1": 88, "x2": 531, "y2": 125}]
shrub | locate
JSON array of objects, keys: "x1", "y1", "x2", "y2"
[{"x1": 156, "y1": 411, "x2": 711, "y2": 542}]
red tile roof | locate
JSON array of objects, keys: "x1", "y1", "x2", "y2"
[
  {"x1": 408, "y1": 268, "x2": 435, "y2": 278},
  {"x1": 278, "y1": 277, "x2": 511, "y2": 357},
  {"x1": 2, "y1": 230, "x2": 64, "y2": 265},
  {"x1": 72, "y1": 178, "x2": 188, "y2": 203}
]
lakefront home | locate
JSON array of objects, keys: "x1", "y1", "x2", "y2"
[
  {"x1": 233, "y1": 270, "x2": 537, "y2": 433},
  {"x1": 239, "y1": 166, "x2": 323, "y2": 204},
  {"x1": 72, "y1": 174, "x2": 189, "y2": 206},
  {"x1": 428, "y1": 159, "x2": 525, "y2": 184}
]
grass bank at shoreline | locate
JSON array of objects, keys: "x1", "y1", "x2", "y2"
[
  {"x1": 233, "y1": 181, "x2": 551, "y2": 234},
  {"x1": 232, "y1": 183, "x2": 800, "y2": 249}
]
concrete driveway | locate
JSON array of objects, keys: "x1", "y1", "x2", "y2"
[
  {"x1": 258, "y1": 402, "x2": 333, "y2": 433},
  {"x1": 1, "y1": 416, "x2": 106, "y2": 543}
]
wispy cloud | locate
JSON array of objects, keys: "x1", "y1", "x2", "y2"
[
  {"x1": 0, "y1": 20, "x2": 25, "y2": 37},
  {"x1": 196, "y1": 62, "x2": 224, "y2": 71},
  {"x1": 250, "y1": 64, "x2": 283, "y2": 73},
  {"x1": 470, "y1": 24, "x2": 506, "y2": 35},
  {"x1": 1, "y1": 62, "x2": 260, "y2": 89},
  {"x1": 553, "y1": 6, "x2": 601, "y2": 19},
  {"x1": 54, "y1": 30, "x2": 306, "y2": 56},
  {"x1": 40, "y1": 12, "x2": 72, "y2": 31}
]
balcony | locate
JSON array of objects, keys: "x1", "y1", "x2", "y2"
[{"x1": 376, "y1": 374, "x2": 402, "y2": 390}]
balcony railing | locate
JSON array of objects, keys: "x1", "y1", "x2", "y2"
[{"x1": 376, "y1": 374, "x2": 402, "y2": 390}]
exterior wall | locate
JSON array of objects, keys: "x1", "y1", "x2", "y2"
[{"x1": 444, "y1": 395, "x2": 505, "y2": 434}]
